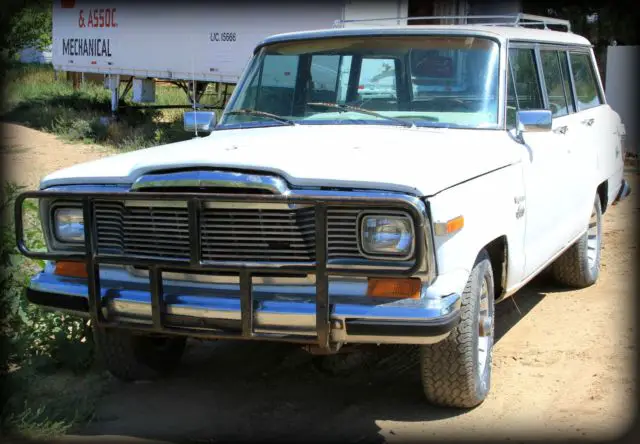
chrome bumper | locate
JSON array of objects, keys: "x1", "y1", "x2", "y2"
[{"x1": 27, "y1": 268, "x2": 461, "y2": 346}]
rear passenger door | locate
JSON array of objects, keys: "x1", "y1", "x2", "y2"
[
  {"x1": 538, "y1": 47, "x2": 595, "y2": 238},
  {"x1": 567, "y1": 50, "x2": 615, "y2": 211}
]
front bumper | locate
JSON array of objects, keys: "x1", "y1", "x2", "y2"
[
  {"x1": 27, "y1": 267, "x2": 461, "y2": 346},
  {"x1": 16, "y1": 189, "x2": 460, "y2": 349}
]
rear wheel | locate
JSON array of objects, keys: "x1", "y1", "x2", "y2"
[
  {"x1": 550, "y1": 195, "x2": 602, "y2": 288},
  {"x1": 93, "y1": 327, "x2": 187, "y2": 381},
  {"x1": 420, "y1": 249, "x2": 495, "y2": 408}
]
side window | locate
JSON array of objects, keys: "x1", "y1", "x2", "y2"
[
  {"x1": 357, "y1": 58, "x2": 398, "y2": 107},
  {"x1": 243, "y1": 55, "x2": 298, "y2": 116},
  {"x1": 540, "y1": 50, "x2": 570, "y2": 117},
  {"x1": 509, "y1": 48, "x2": 544, "y2": 109},
  {"x1": 558, "y1": 51, "x2": 576, "y2": 113},
  {"x1": 506, "y1": 48, "x2": 544, "y2": 128},
  {"x1": 569, "y1": 52, "x2": 603, "y2": 111},
  {"x1": 336, "y1": 55, "x2": 353, "y2": 103},
  {"x1": 309, "y1": 55, "x2": 341, "y2": 103}
]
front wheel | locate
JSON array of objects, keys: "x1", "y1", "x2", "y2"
[
  {"x1": 420, "y1": 249, "x2": 495, "y2": 408},
  {"x1": 550, "y1": 195, "x2": 602, "y2": 288},
  {"x1": 93, "y1": 327, "x2": 187, "y2": 381}
]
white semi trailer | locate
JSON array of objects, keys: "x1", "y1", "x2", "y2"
[{"x1": 52, "y1": 0, "x2": 413, "y2": 112}]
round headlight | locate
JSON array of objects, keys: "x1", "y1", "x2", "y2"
[
  {"x1": 54, "y1": 207, "x2": 85, "y2": 243},
  {"x1": 360, "y1": 214, "x2": 414, "y2": 258}
]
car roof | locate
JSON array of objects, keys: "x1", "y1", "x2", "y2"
[{"x1": 256, "y1": 24, "x2": 592, "y2": 50}]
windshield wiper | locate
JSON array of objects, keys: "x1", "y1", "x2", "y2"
[
  {"x1": 306, "y1": 102, "x2": 414, "y2": 128},
  {"x1": 225, "y1": 109, "x2": 296, "y2": 126}
]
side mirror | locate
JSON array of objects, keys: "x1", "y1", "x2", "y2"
[
  {"x1": 516, "y1": 109, "x2": 552, "y2": 135},
  {"x1": 183, "y1": 111, "x2": 217, "y2": 133}
]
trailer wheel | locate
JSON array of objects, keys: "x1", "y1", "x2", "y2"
[{"x1": 93, "y1": 327, "x2": 186, "y2": 381}]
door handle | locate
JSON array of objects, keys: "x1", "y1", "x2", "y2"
[
  {"x1": 553, "y1": 125, "x2": 568, "y2": 134},
  {"x1": 581, "y1": 118, "x2": 595, "y2": 126}
]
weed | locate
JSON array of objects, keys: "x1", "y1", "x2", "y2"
[
  {"x1": 1, "y1": 63, "x2": 226, "y2": 151},
  {"x1": 0, "y1": 182, "x2": 104, "y2": 438}
]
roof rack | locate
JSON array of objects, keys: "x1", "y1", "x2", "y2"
[{"x1": 333, "y1": 13, "x2": 572, "y2": 32}]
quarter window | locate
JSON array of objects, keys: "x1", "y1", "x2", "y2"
[
  {"x1": 569, "y1": 52, "x2": 603, "y2": 111},
  {"x1": 540, "y1": 50, "x2": 571, "y2": 117}
]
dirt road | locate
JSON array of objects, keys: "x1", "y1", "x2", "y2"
[
  {"x1": 1, "y1": 123, "x2": 115, "y2": 191},
  {"x1": 3, "y1": 123, "x2": 637, "y2": 442}
]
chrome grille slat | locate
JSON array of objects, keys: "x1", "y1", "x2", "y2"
[
  {"x1": 326, "y1": 209, "x2": 359, "y2": 259},
  {"x1": 95, "y1": 202, "x2": 191, "y2": 258},
  {"x1": 200, "y1": 207, "x2": 316, "y2": 262},
  {"x1": 93, "y1": 200, "x2": 397, "y2": 263}
]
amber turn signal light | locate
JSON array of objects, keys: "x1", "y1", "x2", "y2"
[
  {"x1": 54, "y1": 261, "x2": 88, "y2": 278},
  {"x1": 366, "y1": 278, "x2": 421, "y2": 299},
  {"x1": 434, "y1": 215, "x2": 465, "y2": 236}
]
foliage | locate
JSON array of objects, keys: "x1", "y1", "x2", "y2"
[
  {"x1": 0, "y1": 182, "x2": 102, "y2": 438},
  {"x1": 522, "y1": 0, "x2": 640, "y2": 83},
  {"x1": 1, "y1": 63, "x2": 226, "y2": 151},
  {"x1": 0, "y1": 0, "x2": 52, "y2": 59}
]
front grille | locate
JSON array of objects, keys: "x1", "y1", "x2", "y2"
[
  {"x1": 327, "y1": 208, "x2": 360, "y2": 259},
  {"x1": 93, "y1": 201, "x2": 396, "y2": 263},
  {"x1": 200, "y1": 206, "x2": 316, "y2": 262},
  {"x1": 95, "y1": 202, "x2": 191, "y2": 260}
]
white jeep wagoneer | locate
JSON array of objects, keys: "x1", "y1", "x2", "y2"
[{"x1": 16, "y1": 14, "x2": 630, "y2": 408}]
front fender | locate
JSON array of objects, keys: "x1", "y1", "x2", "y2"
[{"x1": 425, "y1": 163, "x2": 526, "y2": 294}]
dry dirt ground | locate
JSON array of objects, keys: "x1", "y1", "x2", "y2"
[{"x1": 2, "y1": 123, "x2": 637, "y2": 443}]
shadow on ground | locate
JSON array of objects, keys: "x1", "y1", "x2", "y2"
[{"x1": 74, "y1": 276, "x2": 564, "y2": 443}]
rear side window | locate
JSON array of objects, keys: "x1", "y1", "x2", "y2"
[
  {"x1": 540, "y1": 50, "x2": 571, "y2": 117},
  {"x1": 569, "y1": 52, "x2": 603, "y2": 111}
]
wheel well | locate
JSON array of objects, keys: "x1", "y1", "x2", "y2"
[
  {"x1": 484, "y1": 236, "x2": 507, "y2": 300},
  {"x1": 597, "y1": 181, "x2": 608, "y2": 214}
]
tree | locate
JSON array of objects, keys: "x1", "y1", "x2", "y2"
[
  {"x1": 0, "y1": 0, "x2": 52, "y2": 59},
  {"x1": 522, "y1": 0, "x2": 640, "y2": 82}
]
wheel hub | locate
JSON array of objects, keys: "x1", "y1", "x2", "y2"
[
  {"x1": 477, "y1": 277, "x2": 493, "y2": 380},
  {"x1": 479, "y1": 315, "x2": 493, "y2": 337},
  {"x1": 586, "y1": 206, "x2": 600, "y2": 269}
]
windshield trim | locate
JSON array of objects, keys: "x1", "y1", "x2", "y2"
[
  {"x1": 212, "y1": 119, "x2": 502, "y2": 132},
  {"x1": 219, "y1": 33, "x2": 505, "y2": 131}
]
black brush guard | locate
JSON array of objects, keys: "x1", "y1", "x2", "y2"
[{"x1": 15, "y1": 190, "x2": 426, "y2": 350}]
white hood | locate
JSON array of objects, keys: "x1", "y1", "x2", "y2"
[{"x1": 41, "y1": 124, "x2": 521, "y2": 196}]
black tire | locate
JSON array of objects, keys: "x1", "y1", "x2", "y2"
[
  {"x1": 420, "y1": 249, "x2": 495, "y2": 408},
  {"x1": 550, "y1": 195, "x2": 602, "y2": 288},
  {"x1": 93, "y1": 326, "x2": 187, "y2": 381}
]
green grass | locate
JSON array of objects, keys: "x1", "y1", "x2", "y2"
[
  {"x1": 1, "y1": 62, "x2": 229, "y2": 151},
  {"x1": 0, "y1": 62, "x2": 234, "y2": 438},
  {"x1": 0, "y1": 182, "x2": 107, "y2": 439}
]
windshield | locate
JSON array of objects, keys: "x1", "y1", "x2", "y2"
[{"x1": 218, "y1": 35, "x2": 501, "y2": 130}]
